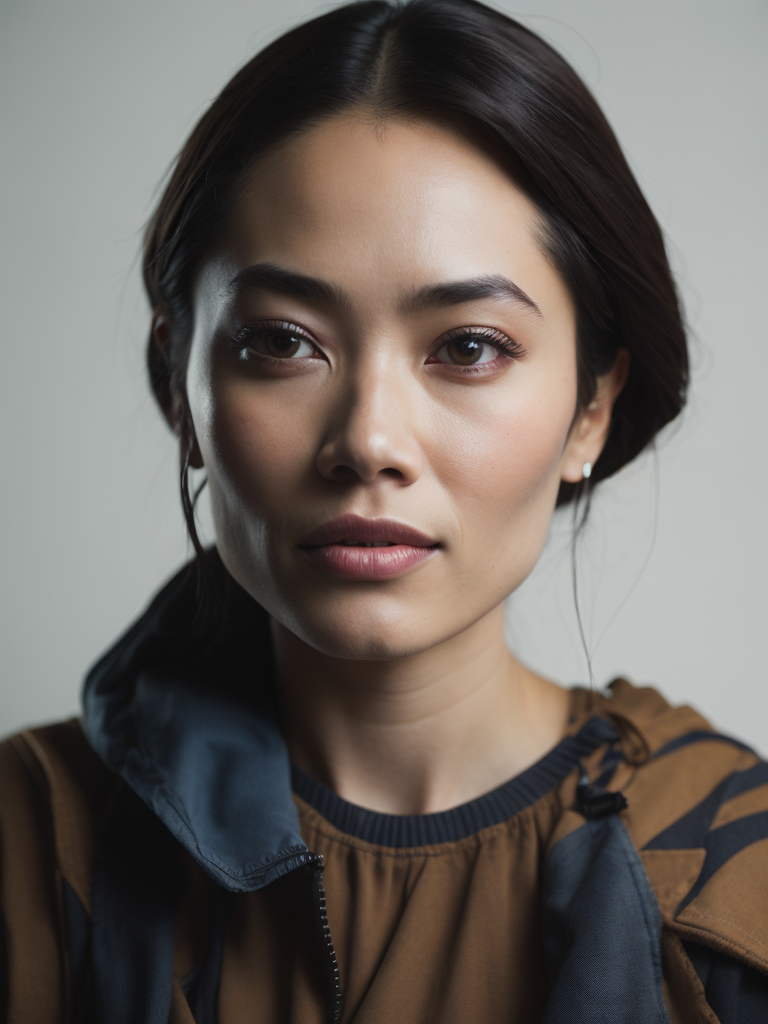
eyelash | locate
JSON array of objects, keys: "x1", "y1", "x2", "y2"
[
  {"x1": 430, "y1": 325, "x2": 526, "y2": 369},
  {"x1": 231, "y1": 320, "x2": 526, "y2": 369}
]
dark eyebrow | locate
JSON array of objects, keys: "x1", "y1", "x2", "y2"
[
  {"x1": 228, "y1": 263, "x2": 540, "y2": 318},
  {"x1": 400, "y1": 274, "x2": 541, "y2": 317},
  {"x1": 228, "y1": 262, "x2": 351, "y2": 309}
]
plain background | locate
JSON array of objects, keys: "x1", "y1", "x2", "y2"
[{"x1": 1, "y1": 0, "x2": 766, "y2": 750}]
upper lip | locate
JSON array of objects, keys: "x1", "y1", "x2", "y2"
[{"x1": 300, "y1": 514, "x2": 438, "y2": 548}]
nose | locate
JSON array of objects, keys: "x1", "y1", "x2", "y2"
[{"x1": 315, "y1": 366, "x2": 424, "y2": 486}]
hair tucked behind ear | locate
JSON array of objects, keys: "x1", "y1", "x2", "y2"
[{"x1": 143, "y1": 0, "x2": 688, "y2": 553}]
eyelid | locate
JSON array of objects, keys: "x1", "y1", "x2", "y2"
[
  {"x1": 231, "y1": 319, "x2": 326, "y2": 362},
  {"x1": 431, "y1": 325, "x2": 526, "y2": 359},
  {"x1": 233, "y1": 319, "x2": 317, "y2": 346}
]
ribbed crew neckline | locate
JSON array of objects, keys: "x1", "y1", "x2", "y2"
[{"x1": 291, "y1": 714, "x2": 619, "y2": 848}]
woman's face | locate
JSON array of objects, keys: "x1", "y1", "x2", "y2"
[{"x1": 186, "y1": 115, "x2": 595, "y2": 659}]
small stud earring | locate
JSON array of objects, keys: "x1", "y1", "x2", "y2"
[{"x1": 582, "y1": 462, "x2": 592, "y2": 479}]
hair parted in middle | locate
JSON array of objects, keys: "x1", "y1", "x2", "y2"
[{"x1": 143, "y1": 0, "x2": 688, "y2": 556}]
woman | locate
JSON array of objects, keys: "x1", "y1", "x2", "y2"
[{"x1": 2, "y1": 1, "x2": 767, "y2": 1021}]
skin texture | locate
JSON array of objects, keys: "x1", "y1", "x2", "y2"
[{"x1": 180, "y1": 114, "x2": 626, "y2": 814}]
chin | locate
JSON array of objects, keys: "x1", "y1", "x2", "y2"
[{"x1": 275, "y1": 598, "x2": 444, "y2": 662}]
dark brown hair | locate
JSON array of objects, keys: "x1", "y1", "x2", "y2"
[{"x1": 143, "y1": 0, "x2": 688, "y2": 554}]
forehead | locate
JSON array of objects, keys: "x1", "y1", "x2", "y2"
[
  {"x1": 221, "y1": 117, "x2": 552, "y2": 288},
  {"x1": 197, "y1": 115, "x2": 573, "y2": 330}
]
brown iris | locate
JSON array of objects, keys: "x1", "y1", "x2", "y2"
[
  {"x1": 260, "y1": 330, "x2": 305, "y2": 358},
  {"x1": 445, "y1": 336, "x2": 487, "y2": 365}
]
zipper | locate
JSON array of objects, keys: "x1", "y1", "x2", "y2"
[{"x1": 308, "y1": 854, "x2": 343, "y2": 1023}]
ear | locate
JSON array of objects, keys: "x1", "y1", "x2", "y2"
[
  {"x1": 560, "y1": 349, "x2": 630, "y2": 484},
  {"x1": 151, "y1": 308, "x2": 172, "y2": 349},
  {"x1": 151, "y1": 309, "x2": 205, "y2": 470},
  {"x1": 182, "y1": 419, "x2": 205, "y2": 471}
]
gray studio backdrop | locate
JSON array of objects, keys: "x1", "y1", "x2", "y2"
[{"x1": 1, "y1": 0, "x2": 766, "y2": 749}]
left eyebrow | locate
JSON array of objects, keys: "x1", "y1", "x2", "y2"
[
  {"x1": 400, "y1": 274, "x2": 542, "y2": 317},
  {"x1": 227, "y1": 262, "x2": 350, "y2": 309}
]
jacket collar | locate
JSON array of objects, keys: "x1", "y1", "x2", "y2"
[{"x1": 82, "y1": 553, "x2": 312, "y2": 891}]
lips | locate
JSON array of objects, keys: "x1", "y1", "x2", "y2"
[
  {"x1": 301, "y1": 514, "x2": 437, "y2": 548},
  {"x1": 299, "y1": 514, "x2": 439, "y2": 580}
]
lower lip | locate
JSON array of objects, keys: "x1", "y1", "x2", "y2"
[{"x1": 300, "y1": 543, "x2": 438, "y2": 580}]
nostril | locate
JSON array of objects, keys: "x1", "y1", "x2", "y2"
[
  {"x1": 327, "y1": 463, "x2": 407, "y2": 484},
  {"x1": 315, "y1": 416, "x2": 423, "y2": 486},
  {"x1": 328, "y1": 464, "x2": 362, "y2": 484}
]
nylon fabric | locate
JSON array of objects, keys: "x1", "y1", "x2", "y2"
[
  {"x1": 62, "y1": 880, "x2": 90, "y2": 1016},
  {"x1": 90, "y1": 783, "x2": 180, "y2": 1024},
  {"x1": 82, "y1": 558, "x2": 309, "y2": 892},
  {"x1": 684, "y1": 941, "x2": 768, "y2": 1024},
  {"x1": 185, "y1": 888, "x2": 230, "y2": 1024},
  {"x1": 541, "y1": 814, "x2": 672, "y2": 1024}
]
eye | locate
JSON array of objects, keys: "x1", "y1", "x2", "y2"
[
  {"x1": 233, "y1": 320, "x2": 320, "y2": 361},
  {"x1": 436, "y1": 336, "x2": 497, "y2": 366},
  {"x1": 429, "y1": 327, "x2": 524, "y2": 367}
]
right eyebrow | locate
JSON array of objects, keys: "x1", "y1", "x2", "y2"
[
  {"x1": 228, "y1": 262, "x2": 351, "y2": 309},
  {"x1": 399, "y1": 274, "x2": 542, "y2": 317}
]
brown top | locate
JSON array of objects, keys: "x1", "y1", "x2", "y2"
[
  {"x1": 2, "y1": 680, "x2": 768, "y2": 1023},
  {"x1": 220, "y1": 786, "x2": 561, "y2": 1024},
  {"x1": 309, "y1": 793, "x2": 553, "y2": 1022}
]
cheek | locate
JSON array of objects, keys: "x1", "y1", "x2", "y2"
[
  {"x1": 185, "y1": 321, "x2": 321, "y2": 547},
  {"x1": 198, "y1": 379, "x2": 318, "y2": 513},
  {"x1": 433, "y1": 374, "x2": 575, "y2": 568},
  {"x1": 193, "y1": 376, "x2": 323, "y2": 600}
]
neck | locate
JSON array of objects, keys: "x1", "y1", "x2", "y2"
[{"x1": 271, "y1": 605, "x2": 571, "y2": 815}]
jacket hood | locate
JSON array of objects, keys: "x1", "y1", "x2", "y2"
[{"x1": 82, "y1": 552, "x2": 311, "y2": 891}]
